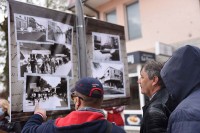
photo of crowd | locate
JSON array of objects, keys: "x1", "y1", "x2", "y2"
[
  {"x1": 18, "y1": 42, "x2": 72, "y2": 78},
  {"x1": 23, "y1": 74, "x2": 69, "y2": 112},
  {"x1": 6, "y1": 2, "x2": 77, "y2": 114}
]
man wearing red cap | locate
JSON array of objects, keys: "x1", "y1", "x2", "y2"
[{"x1": 22, "y1": 77, "x2": 126, "y2": 133}]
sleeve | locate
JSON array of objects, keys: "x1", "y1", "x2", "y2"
[
  {"x1": 168, "y1": 110, "x2": 200, "y2": 133},
  {"x1": 21, "y1": 114, "x2": 53, "y2": 133},
  {"x1": 144, "y1": 107, "x2": 168, "y2": 133},
  {"x1": 168, "y1": 121, "x2": 200, "y2": 133}
]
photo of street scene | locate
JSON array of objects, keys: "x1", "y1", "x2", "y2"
[
  {"x1": 93, "y1": 32, "x2": 121, "y2": 62},
  {"x1": 47, "y1": 20, "x2": 73, "y2": 45},
  {"x1": 15, "y1": 14, "x2": 48, "y2": 42},
  {"x1": 23, "y1": 74, "x2": 70, "y2": 112},
  {"x1": 92, "y1": 61, "x2": 125, "y2": 97},
  {"x1": 18, "y1": 42, "x2": 72, "y2": 78}
]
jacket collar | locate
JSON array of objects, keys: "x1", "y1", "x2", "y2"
[{"x1": 142, "y1": 88, "x2": 168, "y2": 112}]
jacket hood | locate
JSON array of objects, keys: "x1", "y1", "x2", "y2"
[
  {"x1": 53, "y1": 110, "x2": 109, "y2": 132},
  {"x1": 55, "y1": 110, "x2": 105, "y2": 127},
  {"x1": 161, "y1": 45, "x2": 200, "y2": 105}
]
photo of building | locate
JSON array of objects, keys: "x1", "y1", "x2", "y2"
[{"x1": 92, "y1": 62, "x2": 125, "y2": 97}]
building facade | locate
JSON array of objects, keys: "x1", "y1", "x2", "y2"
[
  {"x1": 96, "y1": 0, "x2": 200, "y2": 53},
  {"x1": 90, "y1": 0, "x2": 200, "y2": 132}
]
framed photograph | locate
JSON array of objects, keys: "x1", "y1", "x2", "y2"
[
  {"x1": 124, "y1": 110, "x2": 143, "y2": 130},
  {"x1": 17, "y1": 42, "x2": 72, "y2": 79},
  {"x1": 23, "y1": 74, "x2": 70, "y2": 112},
  {"x1": 92, "y1": 32, "x2": 121, "y2": 62},
  {"x1": 14, "y1": 13, "x2": 49, "y2": 43},
  {"x1": 47, "y1": 20, "x2": 73, "y2": 45},
  {"x1": 92, "y1": 61, "x2": 125, "y2": 98}
]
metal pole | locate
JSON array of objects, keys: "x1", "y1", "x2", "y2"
[{"x1": 75, "y1": 0, "x2": 87, "y2": 78}]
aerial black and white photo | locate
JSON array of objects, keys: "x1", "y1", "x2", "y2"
[
  {"x1": 92, "y1": 61, "x2": 125, "y2": 97},
  {"x1": 93, "y1": 32, "x2": 121, "y2": 62},
  {"x1": 18, "y1": 42, "x2": 72, "y2": 78},
  {"x1": 47, "y1": 20, "x2": 73, "y2": 45},
  {"x1": 23, "y1": 74, "x2": 70, "y2": 112},
  {"x1": 15, "y1": 14, "x2": 48, "y2": 43}
]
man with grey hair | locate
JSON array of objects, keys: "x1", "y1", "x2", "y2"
[{"x1": 138, "y1": 60, "x2": 174, "y2": 133}]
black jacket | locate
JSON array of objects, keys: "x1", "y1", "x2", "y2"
[{"x1": 140, "y1": 88, "x2": 174, "y2": 133}]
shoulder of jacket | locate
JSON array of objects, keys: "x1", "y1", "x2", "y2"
[
  {"x1": 147, "y1": 105, "x2": 167, "y2": 117},
  {"x1": 111, "y1": 123, "x2": 126, "y2": 133}
]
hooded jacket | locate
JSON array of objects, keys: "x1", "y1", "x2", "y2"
[
  {"x1": 21, "y1": 107, "x2": 125, "y2": 133},
  {"x1": 161, "y1": 45, "x2": 200, "y2": 133}
]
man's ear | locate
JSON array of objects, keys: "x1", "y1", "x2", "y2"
[
  {"x1": 75, "y1": 97, "x2": 81, "y2": 106},
  {"x1": 77, "y1": 98, "x2": 81, "y2": 106},
  {"x1": 152, "y1": 76, "x2": 159, "y2": 86}
]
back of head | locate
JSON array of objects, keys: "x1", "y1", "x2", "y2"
[
  {"x1": 71, "y1": 77, "x2": 104, "y2": 108},
  {"x1": 0, "y1": 99, "x2": 9, "y2": 114},
  {"x1": 142, "y1": 60, "x2": 164, "y2": 87},
  {"x1": 161, "y1": 45, "x2": 200, "y2": 104}
]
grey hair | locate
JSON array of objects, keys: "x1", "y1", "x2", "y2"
[{"x1": 141, "y1": 60, "x2": 165, "y2": 87}]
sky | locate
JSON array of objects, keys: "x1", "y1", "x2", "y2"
[
  {"x1": 0, "y1": 14, "x2": 4, "y2": 24},
  {"x1": 0, "y1": 0, "x2": 6, "y2": 24},
  {"x1": 42, "y1": 76, "x2": 61, "y2": 88}
]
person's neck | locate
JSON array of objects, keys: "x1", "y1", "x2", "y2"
[
  {"x1": 149, "y1": 87, "x2": 161, "y2": 100},
  {"x1": 78, "y1": 107, "x2": 105, "y2": 117}
]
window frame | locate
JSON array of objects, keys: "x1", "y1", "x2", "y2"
[
  {"x1": 105, "y1": 9, "x2": 117, "y2": 24},
  {"x1": 125, "y1": 1, "x2": 142, "y2": 40}
]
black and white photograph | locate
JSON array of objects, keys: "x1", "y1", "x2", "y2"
[
  {"x1": 18, "y1": 42, "x2": 72, "y2": 78},
  {"x1": 92, "y1": 61, "x2": 125, "y2": 97},
  {"x1": 93, "y1": 32, "x2": 121, "y2": 62},
  {"x1": 14, "y1": 14, "x2": 49, "y2": 43},
  {"x1": 47, "y1": 20, "x2": 73, "y2": 45},
  {"x1": 23, "y1": 74, "x2": 70, "y2": 112}
]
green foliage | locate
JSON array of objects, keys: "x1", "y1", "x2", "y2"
[{"x1": 0, "y1": 0, "x2": 8, "y2": 98}]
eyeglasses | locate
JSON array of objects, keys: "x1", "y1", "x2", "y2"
[{"x1": 70, "y1": 92, "x2": 84, "y2": 101}]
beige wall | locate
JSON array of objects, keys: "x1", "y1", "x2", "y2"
[
  {"x1": 97, "y1": 0, "x2": 200, "y2": 53},
  {"x1": 98, "y1": 0, "x2": 134, "y2": 26}
]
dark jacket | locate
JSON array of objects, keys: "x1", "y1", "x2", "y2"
[
  {"x1": 140, "y1": 88, "x2": 173, "y2": 133},
  {"x1": 161, "y1": 45, "x2": 200, "y2": 133},
  {"x1": 21, "y1": 107, "x2": 125, "y2": 133}
]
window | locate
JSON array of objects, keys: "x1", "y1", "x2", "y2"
[
  {"x1": 106, "y1": 10, "x2": 117, "y2": 24},
  {"x1": 126, "y1": 2, "x2": 142, "y2": 40}
]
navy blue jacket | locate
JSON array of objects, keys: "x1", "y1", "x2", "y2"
[
  {"x1": 161, "y1": 45, "x2": 200, "y2": 133},
  {"x1": 21, "y1": 109, "x2": 125, "y2": 133}
]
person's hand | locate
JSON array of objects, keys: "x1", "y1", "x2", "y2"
[{"x1": 34, "y1": 103, "x2": 47, "y2": 121}]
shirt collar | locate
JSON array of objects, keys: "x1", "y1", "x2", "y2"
[{"x1": 149, "y1": 92, "x2": 157, "y2": 101}]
